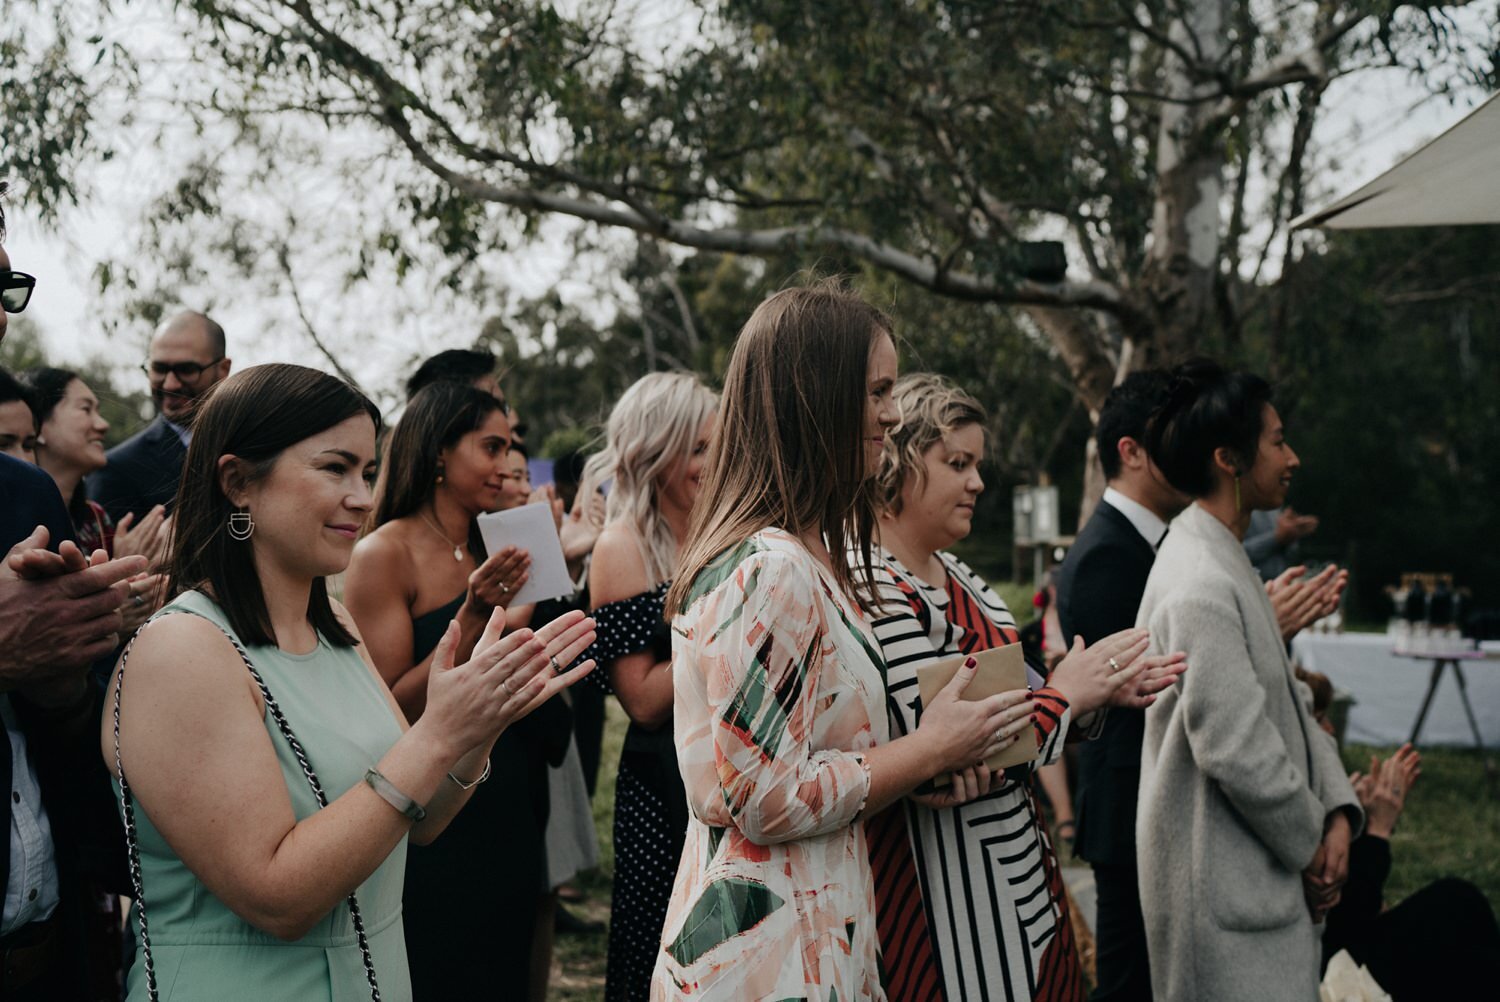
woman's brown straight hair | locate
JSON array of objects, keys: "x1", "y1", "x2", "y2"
[
  {"x1": 166, "y1": 363, "x2": 382, "y2": 647},
  {"x1": 665, "y1": 279, "x2": 892, "y2": 618}
]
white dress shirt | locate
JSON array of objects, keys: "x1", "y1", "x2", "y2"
[
  {"x1": 1103, "y1": 486, "x2": 1169, "y2": 551},
  {"x1": 1, "y1": 694, "x2": 61, "y2": 934}
]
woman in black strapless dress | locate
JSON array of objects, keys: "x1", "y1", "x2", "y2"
[{"x1": 345, "y1": 383, "x2": 575, "y2": 999}]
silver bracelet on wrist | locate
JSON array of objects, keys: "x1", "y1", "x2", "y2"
[
  {"x1": 447, "y1": 758, "x2": 492, "y2": 791},
  {"x1": 364, "y1": 767, "x2": 427, "y2": 822}
]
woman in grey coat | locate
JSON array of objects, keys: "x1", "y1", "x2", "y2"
[{"x1": 1135, "y1": 360, "x2": 1362, "y2": 1001}]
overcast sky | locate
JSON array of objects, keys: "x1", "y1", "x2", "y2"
[{"x1": 4, "y1": 15, "x2": 1489, "y2": 401}]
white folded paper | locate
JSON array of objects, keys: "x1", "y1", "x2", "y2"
[
  {"x1": 1319, "y1": 950, "x2": 1392, "y2": 1002},
  {"x1": 476, "y1": 503, "x2": 574, "y2": 607}
]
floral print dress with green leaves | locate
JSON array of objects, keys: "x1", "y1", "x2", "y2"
[{"x1": 651, "y1": 529, "x2": 890, "y2": 1001}]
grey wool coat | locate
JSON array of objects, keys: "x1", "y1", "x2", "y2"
[{"x1": 1135, "y1": 503, "x2": 1361, "y2": 1002}]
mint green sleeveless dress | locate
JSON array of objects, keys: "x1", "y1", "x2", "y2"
[{"x1": 116, "y1": 590, "x2": 412, "y2": 1001}]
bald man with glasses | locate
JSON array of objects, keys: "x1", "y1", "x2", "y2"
[{"x1": 87, "y1": 311, "x2": 231, "y2": 523}]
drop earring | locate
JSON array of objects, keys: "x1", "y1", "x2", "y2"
[
  {"x1": 228, "y1": 508, "x2": 255, "y2": 541},
  {"x1": 435, "y1": 464, "x2": 446, "y2": 486}
]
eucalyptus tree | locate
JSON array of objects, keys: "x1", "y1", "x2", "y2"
[{"x1": 3, "y1": 0, "x2": 1492, "y2": 503}]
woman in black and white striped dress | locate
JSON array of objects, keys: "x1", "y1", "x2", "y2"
[{"x1": 860, "y1": 374, "x2": 1185, "y2": 1002}]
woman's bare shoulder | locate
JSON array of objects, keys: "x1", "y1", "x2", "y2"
[
  {"x1": 590, "y1": 524, "x2": 652, "y2": 607},
  {"x1": 113, "y1": 612, "x2": 263, "y2": 726}
]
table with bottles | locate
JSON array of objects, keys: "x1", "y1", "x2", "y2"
[{"x1": 1291, "y1": 629, "x2": 1500, "y2": 751}]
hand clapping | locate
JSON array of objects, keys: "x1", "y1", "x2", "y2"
[
  {"x1": 1268, "y1": 564, "x2": 1348, "y2": 641},
  {"x1": 422, "y1": 607, "x2": 596, "y2": 756},
  {"x1": 1048, "y1": 628, "x2": 1187, "y2": 716},
  {"x1": 1349, "y1": 743, "x2": 1421, "y2": 839}
]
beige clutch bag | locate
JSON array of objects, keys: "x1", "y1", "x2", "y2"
[{"x1": 914, "y1": 643, "x2": 1037, "y2": 785}]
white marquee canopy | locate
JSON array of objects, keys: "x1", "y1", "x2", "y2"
[{"x1": 1293, "y1": 93, "x2": 1500, "y2": 230}]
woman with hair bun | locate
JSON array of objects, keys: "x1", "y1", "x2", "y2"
[
  {"x1": 1136, "y1": 359, "x2": 1361, "y2": 1002},
  {"x1": 575, "y1": 370, "x2": 717, "y2": 1002}
]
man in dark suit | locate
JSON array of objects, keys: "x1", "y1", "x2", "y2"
[
  {"x1": 87, "y1": 310, "x2": 230, "y2": 522},
  {"x1": 1, "y1": 197, "x2": 146, "y2": 998},
  {"x1": 1056, "y1": 370, "x2": 1183, "y2": 1002}
]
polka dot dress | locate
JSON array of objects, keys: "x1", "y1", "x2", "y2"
[{"x1": 580, "y1": 583, "x2": 689, "y2": 1002}]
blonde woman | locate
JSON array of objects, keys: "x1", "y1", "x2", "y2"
[
  {"x1": 577, "y1": 371, "x2": 717, "y2": 1002},
  {"x1": 860, "y1": 374, "x2": 1184, "y2": 1002},
  {"x1": 653, "y1": 285, "x2": 1029, "y2": 1000}
]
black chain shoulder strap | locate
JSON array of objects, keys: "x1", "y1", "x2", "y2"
[{"x1": 112, "y1": 611, "x2": 383, "y2": 1002}]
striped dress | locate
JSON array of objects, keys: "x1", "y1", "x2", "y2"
[{"x1": 864, "y1": 548, "x2": 1085, "y2": 1002}]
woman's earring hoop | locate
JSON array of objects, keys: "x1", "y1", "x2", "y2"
[{"x1": 228, "y1": 509, "x2": 255, "y2": 541}]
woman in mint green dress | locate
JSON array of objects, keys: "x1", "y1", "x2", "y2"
[{"x1": 103, "y1": 364, "x2": 597, "y2": 1001}]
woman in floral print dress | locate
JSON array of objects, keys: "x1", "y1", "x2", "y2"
[{"x1": 652, "y1": 284, "x2": 1036, "y2": 1001}]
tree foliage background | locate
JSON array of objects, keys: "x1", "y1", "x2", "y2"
[{"x1": 1, "y1": 0, "x2": 1498, "y2": 619}]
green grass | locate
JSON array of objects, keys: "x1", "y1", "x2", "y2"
[{"x1": 1342, "y1": 743, "x2": 1500, "y2": 906}]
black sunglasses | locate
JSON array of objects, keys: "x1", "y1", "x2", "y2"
[{"x1": 1, "y1": 270, "x2": 36, "y2": 314}]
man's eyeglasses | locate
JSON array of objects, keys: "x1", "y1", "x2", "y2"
[
  {"x1": 142, "y1": 358, "x2": 225, "y2": 381},
  {"x1": 1, "y1": 271, "x2": 36, "y2": 314}
]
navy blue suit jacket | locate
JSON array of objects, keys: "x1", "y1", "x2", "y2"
[
  {"x1": 2, "y1": 454, "x2": 129, "y2": 993},
  {"x1": 87, "y1": 414, "x2": 187, "y2": 524},
  {"x1": 1055, "y1": 499, "x2": 1158, "y2": 867}
]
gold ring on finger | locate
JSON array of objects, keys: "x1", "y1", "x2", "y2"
[
  {"x1": 499, "y1": 583, "x2": 509, "y2": 594},
  {"x1": 1108, "y1": 656, "x2": 1121, "y2": 673}
]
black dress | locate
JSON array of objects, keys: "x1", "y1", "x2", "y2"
[
  {"x1": 1322, "y1": 835, "x2": 1500, "y2": 1000},
  {"x1": 585, "y1": 583, "x2": 688, "y2": 1002},
  {"x1": 402, "y1": 594, "x2": 570, "y2": 1000}
]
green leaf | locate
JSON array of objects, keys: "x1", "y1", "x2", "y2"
[{"x1": 665, "y1": 876, "x2": 786, "y2": 967}]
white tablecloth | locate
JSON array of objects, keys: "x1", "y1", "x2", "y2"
[{"x1": 1290, "y1": 632, "x2": 1500, "y2": 747}]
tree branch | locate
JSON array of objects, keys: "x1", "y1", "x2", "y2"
[
  {"x1": 274, "y1": 239, "x2": 365, "y2": 392},
  {"x1": 380, "y1": 103, "x2": 1141, "y2": 320}
]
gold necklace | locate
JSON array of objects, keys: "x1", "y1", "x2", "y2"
[{"x1": 420, "y1": 509, "x2": 466, "y2": 562}]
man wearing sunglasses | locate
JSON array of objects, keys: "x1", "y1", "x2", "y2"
[
  {"x1": 1, "y1": 183, "x2": 146, "y2": 999},
  {"x1": 86, "y1": 310, "x2": 231, "y2": 523}
]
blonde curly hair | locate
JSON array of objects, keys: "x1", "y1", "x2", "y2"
[{"x1": 877, "y1": 373, "x2": 987, "y2": 515}]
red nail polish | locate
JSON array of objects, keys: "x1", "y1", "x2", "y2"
[{"x1": 964, "y1": 657, "x2": 977, "y2": 668}]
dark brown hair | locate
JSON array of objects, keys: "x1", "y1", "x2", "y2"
[
  {"x1": 1147, "y1": 358, "x2": 1272, "y2": 498},
  {"x1": 371, "y1": 381, "x2": 505, "y2": 553},
  {"x1": 167, "y1": 363, "x2": 381, "y2": 647},
  {"x1": 666, "y1": 280, "x2": 892, "y2": 617}
]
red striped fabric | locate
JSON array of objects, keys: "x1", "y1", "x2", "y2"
[
  {"x1": 946, "y1": 572, "x2": 1020, "y2": 653},
  {"x1": 867, "y1": 804, "x2": 945, "y2": 1001},
  {"x1": 1028, "y1": 786, "x2": 1087, "y2": 1001}
]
